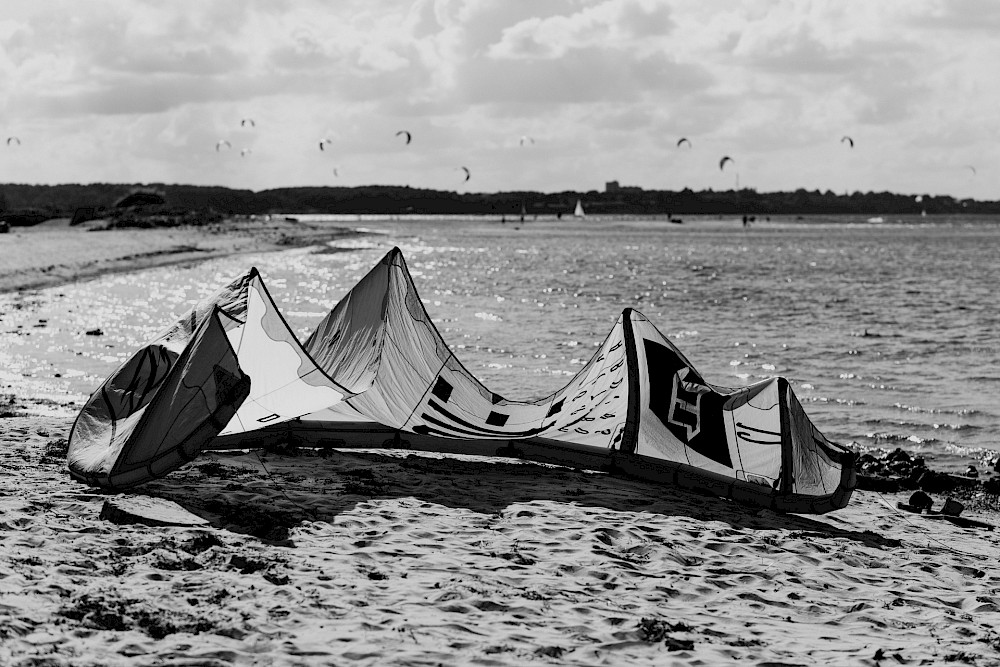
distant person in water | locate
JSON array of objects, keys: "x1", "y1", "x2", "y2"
[{"x1": 742, "y1": 215, "x2": 750, "y2": 228}]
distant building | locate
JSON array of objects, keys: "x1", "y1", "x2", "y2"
[{"x1": 606, "y1": 181, "x2": 647, "y2": 194}]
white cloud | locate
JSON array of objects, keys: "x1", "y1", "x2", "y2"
[
  {"x1": 488, "y1": 0, "x2": 676, "y2": 60},
  {"x1": 0, "y1": 0, "x2": 996, "y2": 198}
]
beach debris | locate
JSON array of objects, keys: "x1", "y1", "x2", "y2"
[
  {"x1": 857, "y1": 448, "x2": 987, "y2": 494},
  {"x1": 85, "y1": 328, "x2": 103, "y2": 336},
  {"x1": 965, "y1": 465, "x2": 979, "y2": 478},
  {"x1": 940, "y1": 497, "x2": 964, "y2": 516},
  {"x1": 637, "y1": 618, "x2": 695, "y2": 651},
  {"x1": 908, "y1": 490, "x2": 933, "y2": 512},
  {"x1": 897, "y1": 492, "x2": 991, "y2": 529},
  {"x1": 100, "y1": 495, "x2": 210, "y2": 527},
  {"x1": 857, "y1": 448, "x2": 923, "y2": 489},
  {"x1": 395, "y1": 129, "x2": 412, "y2": 145}
]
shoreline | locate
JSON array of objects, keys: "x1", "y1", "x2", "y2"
[
  {"x1": 0, "y1": 214, "x2": 363, "y2": 421},
  {"x1": 0, "y1": 216, "x2": 361, "y2": 294}
]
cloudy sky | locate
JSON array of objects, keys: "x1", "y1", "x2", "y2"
[{"x1": 0, "y1": 0, "x2": 996, "y2": 197}]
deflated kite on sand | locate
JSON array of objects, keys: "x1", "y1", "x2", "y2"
[{"x1": 68, "y1": 248, "x2": 856, "y2": 513}]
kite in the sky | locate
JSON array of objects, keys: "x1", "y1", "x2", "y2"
[
  {"x1": 841, "y1": 135, "x2": 854, "y2": 148},
  {"x1": 677, "y1": 137, "x2": 691, "y2": 148},
  {"x1": 396, "y1": 130, "x2": 412, "y2": 145},
  {"x1": 215, "y1": 140, "x2": 232, "y2": 152},
  {"x1": 719, "y1": 155, "x2": 734, "y2": 170}
]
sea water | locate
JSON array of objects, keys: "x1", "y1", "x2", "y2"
[{"x1": 1, "y1": 214, "x2": 997, "y2": 473}]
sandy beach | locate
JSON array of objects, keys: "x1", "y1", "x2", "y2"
[
  {"x1": 2, "y1": 220, "x2": 1000, "y2": 666},
  {"x1": 0, "y1": 216, "x2": 357, "y2": 294}
]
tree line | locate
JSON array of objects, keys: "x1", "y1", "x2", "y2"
[{"x1": 1, "y1": 182, "x2": 997, "y2": 219}]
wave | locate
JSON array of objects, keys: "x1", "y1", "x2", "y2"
[{"x1": 892, "y1": 403, "x2": 979, "y2": 416}]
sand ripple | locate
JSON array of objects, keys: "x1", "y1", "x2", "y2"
[{"x1": 2, "y1": 419, "x2": 1000, "y2": 665}]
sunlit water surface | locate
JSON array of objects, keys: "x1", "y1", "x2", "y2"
[{"x1": 2, "y1": 214, "x2": 997, "y2": 473}]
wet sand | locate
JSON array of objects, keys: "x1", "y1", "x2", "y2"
[
  {"x1": 0, "y1": 216, "x2": 355, "y2": 293},
  {"x1": 1, "y1": 220, "x2": 999, "y2": 665}
]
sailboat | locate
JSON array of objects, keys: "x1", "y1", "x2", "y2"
[{"x1": 574, "y1": 199, "x2": 585, "y2": 218}]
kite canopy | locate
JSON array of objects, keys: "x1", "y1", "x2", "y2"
[
  {"x1": 68, "y1": 271, "x2": 255, "y2": 489},
  {"x1": 68, "y1": 249, "x2": 856, "y2": 513}
]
